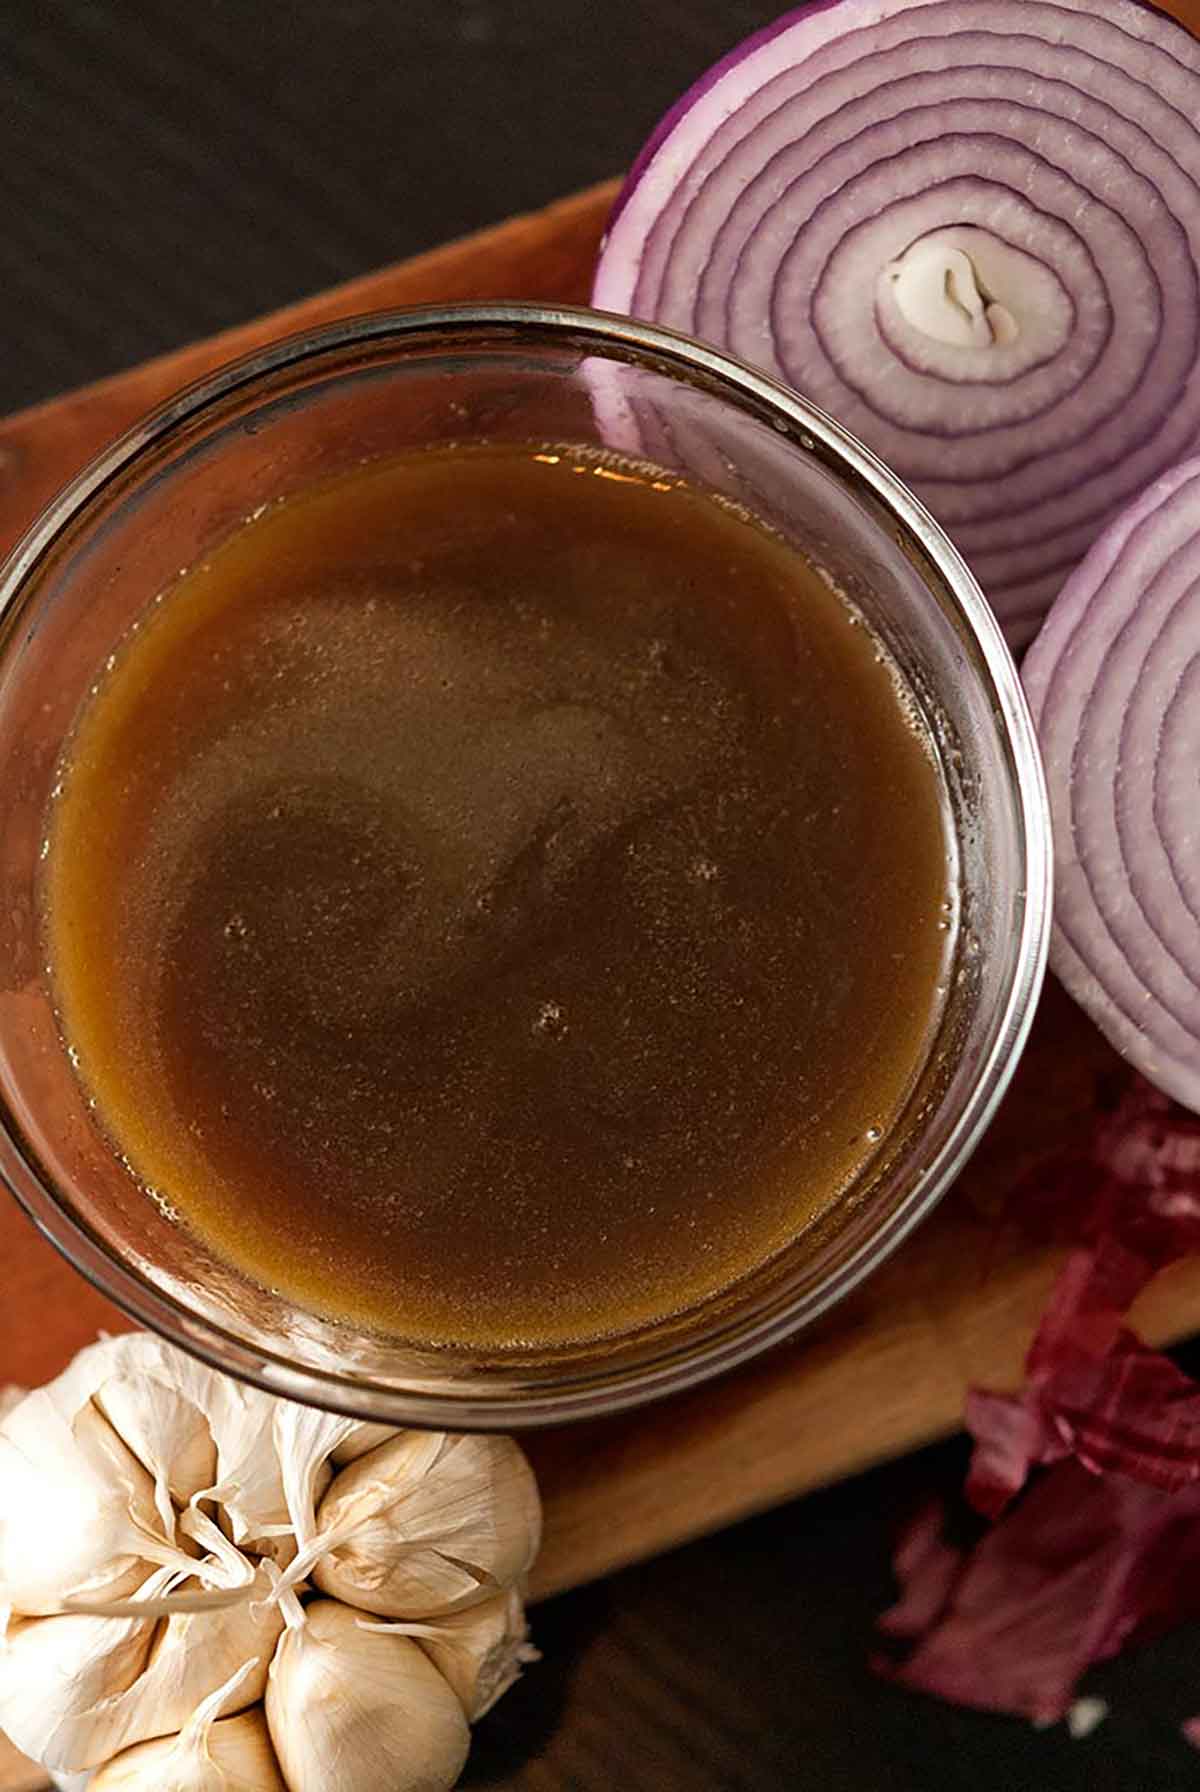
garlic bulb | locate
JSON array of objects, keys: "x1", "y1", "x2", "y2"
[
  {"x1": 362, "y1": 1584, "x2": 539, "y2": 1719},
  {"x1": 311, "y1": 1432, "x2": 541, "y2": 1617},
  {"x1": 91, "y1": 1661, "x2": 286, "y2": 1791},
  {"x1": 266, "y1": 1598, "x2": 469, "y2": 1792},
  {"x1": 1, "y1": 1563, "x2": 282, "y2": 1770},
  {"x1": 0, "y1": 1394, "x2": 193, "y2": 1614},
  {"x1": 0, "y1": 1332, "x2": 540, "y2": 1789}
]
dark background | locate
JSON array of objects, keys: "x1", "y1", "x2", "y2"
[{"x1": 2, "y1": 3, "x2": 1198, "y2": 1785}]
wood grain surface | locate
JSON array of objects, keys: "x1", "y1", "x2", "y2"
[{"x1": 4, "y1": 3, "x2": 1200, "y2": 1783}]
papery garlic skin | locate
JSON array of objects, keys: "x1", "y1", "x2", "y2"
[
  {"x1": 0, "y1": 1397, "x2": 190, "y2": 1615},
  {"x1": 312, "y1": 1433, "x2": 541, "y2": 1618},
  {"x1": 266, "y1": 1599, "x2": 469, "y2": 1792},
  {"x1": 90, "y1": 1708, "x2": 286, "y2": 1792},
  {"x1": 94, "y1": 1353, "x2": 218, "y2": 1529},
  {"x1": 98, "y1": 1378, "x2": 215, "y2": 1540},
  {"x1": 89, "y1": 1661, "x2": 285, "y2": 1792},
  {"x1": 419, "y1": 1585, "x2": 537, "y2": 1720},
  {"x1": 25, "y1": 1335, "x2": 221, "y2": 1544},
  {"x1": 271, "y1": 1405, "x2": 362, "y2": 1550},
  {"x1": 201, "y1": 1381, "x2": 289, "y2": 1553},
  {"x1": 0, "y1": 1601, "x2": 156, "y2": 1769},
  {"x1": 202, "y1": 1394, "x2": 356, "y2": 1570},
  {"x1": 328, "y1": 1421, "x2": 396, "y2": 1467},
  {"x1": 0, "y1": 1563, "x2": 282, "y2": 1770},
  {"x1": 364, "y1": 1585, "x2": 538, "y2": 1720}
]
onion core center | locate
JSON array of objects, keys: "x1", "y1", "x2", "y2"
[{"x1": 885, "y1": 234, "x2": 1019, "y2": 349}]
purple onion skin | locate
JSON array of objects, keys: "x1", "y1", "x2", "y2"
[{"x1": 594, "y1": 0, "x2": 1200, "y2": 650}]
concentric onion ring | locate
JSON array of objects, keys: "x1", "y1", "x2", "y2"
[
  {"x1": 1023, "y1": 458, "x2": 1200, "y2": 1112},
  {"x1": 594, "y1": 0, "x2": 1200, "y2": 647}
]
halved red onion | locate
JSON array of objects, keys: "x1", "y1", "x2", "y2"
[
  {"x1": 1023, "y1": 458, "x2": 1200, "y2": 1113},
  {"x1": 593, "y1": 0, "x2": 1200, "y2": 647}
]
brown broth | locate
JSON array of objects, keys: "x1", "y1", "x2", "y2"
[{"x1": 42, "y1": 445, "x2": 952, "y2": 1349}]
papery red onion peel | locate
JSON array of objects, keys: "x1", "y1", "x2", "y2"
[{"x1": 876, "y1": 1083, "x2": 1200, "y2": 1726}]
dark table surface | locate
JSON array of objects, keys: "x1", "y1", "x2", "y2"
[{"x1": 3, "y1": 2, "x2": 1198, "y2": 1785}]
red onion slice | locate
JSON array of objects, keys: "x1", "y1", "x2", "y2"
[
  {"x1": 1023, "y1": 459, "x2": 1200, "y2": 1113},
  {"x1": 594, "y1": 0, "x2": 1200, "y2": 647}
]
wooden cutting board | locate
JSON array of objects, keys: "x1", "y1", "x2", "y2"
[{"x1": 5, "y1": 14, "x2": 1200, "y2": 1778}]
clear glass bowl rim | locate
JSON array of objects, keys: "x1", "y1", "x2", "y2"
[{"x1": 0, "y1": 302, "x2": 1052, "y2": 1428}]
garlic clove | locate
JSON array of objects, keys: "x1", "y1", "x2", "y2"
[
  {"x1": 90, "y1": 1708, "x2": 286, "y2": 1792},
  {"x1": 202, "y1": 1710, "x2": 287, "y2": 1791},
  {"x1": 90, "y1": 1659, "x2": 287, "y2": 1791},
  {"x1": 361, "y1": 1584, "x2": 539, "y2": 1720},
  {"x1": 0, "y1": 1394, "x2": 193, "y2": 1615},
  {"x1": 421, "y1": 1585, "x2": 538, "y2": 1721},
  {"x1": 78, "y1": 1564, "x2": 283, "y2": 1768},
  {"x1": 94, "y1": 1342, "x2": 220, "y2": 1531},
  {"x1": 265, "y1": 1598, "x2": 469, "y2": 1792},
  {"x1": 41, "y1": 1336, "x2": 221, "y2": 1533},
  {"x1": 0, "y1": 1594, "x2": 158, "y2": 1770},
  {"x1": 328, "y1": 1421, "x2": 398, "y2": 1467},
  {"x1": 1, "y1": 1562, "x2": 283, "y2": 1771},
  {"x1": 311, "y1": 1433, "x2": 541, "y2": 1618},
  {"x1": 98, "y1": 1376, "x2": 215, "y2": 1541}
]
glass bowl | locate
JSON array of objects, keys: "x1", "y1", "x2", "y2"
[{"x1": 0, "y1": 304, "x2": 1050, "y2": 1427}]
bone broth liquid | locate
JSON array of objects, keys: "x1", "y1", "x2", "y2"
[{"x1": 43, "y1": 445, "x2": 952, "y2": 1349}]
